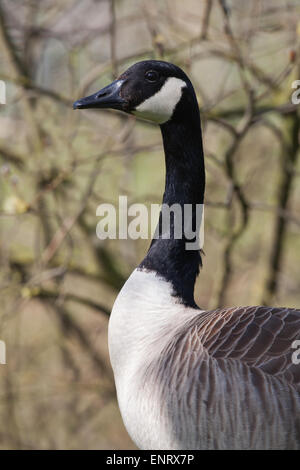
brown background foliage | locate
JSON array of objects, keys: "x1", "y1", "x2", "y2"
[{"x1": 0, "y1": 0, "x2": 299, "y2": 449}]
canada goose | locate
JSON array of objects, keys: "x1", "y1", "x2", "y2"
[{"x1": 74, "y1": 60, "x2": 300, "y2": 450}]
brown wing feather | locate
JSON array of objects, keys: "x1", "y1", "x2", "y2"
[
  {"x1": 197, "y1": 306, "x2": 300, "y2": 389},
  {"x1": 144, "y1": 305, "x2": 300, "y2": 448}
]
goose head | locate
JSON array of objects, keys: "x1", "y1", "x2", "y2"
[
  {"x1": 73, "y1": 60, "x2": 204, "y2": 308},
  {"x1": 73, "y1": 60, "x2": 199, "y2": 125}
]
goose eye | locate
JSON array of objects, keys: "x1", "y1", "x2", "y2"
[{"x1": 145, "y1": 70, "x2": 159, "y2": 82}]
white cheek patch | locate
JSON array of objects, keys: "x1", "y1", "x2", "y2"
[{"x1": 133, "y1": 77, "x2": 187, "y2": 124}]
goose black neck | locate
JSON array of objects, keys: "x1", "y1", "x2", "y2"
[{"x1": 139, "y1": 106, "x2": 205, "y2": 308}]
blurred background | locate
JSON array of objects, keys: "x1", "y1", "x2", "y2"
[{"x1": 0, "y1": 0, "x2": 300, "y2": 450}]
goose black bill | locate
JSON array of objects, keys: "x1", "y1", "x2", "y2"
[{"x1": 73, "y1": 79, "x2": 126, "y2": 110}]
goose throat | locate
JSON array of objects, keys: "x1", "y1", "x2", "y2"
[{"x1": 139, "y1": 111, "x2": 205, "y2": 308}]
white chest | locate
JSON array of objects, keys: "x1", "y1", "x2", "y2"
[{"x1": 108, "y1": 269, "x2": 198, "y2": 449}]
